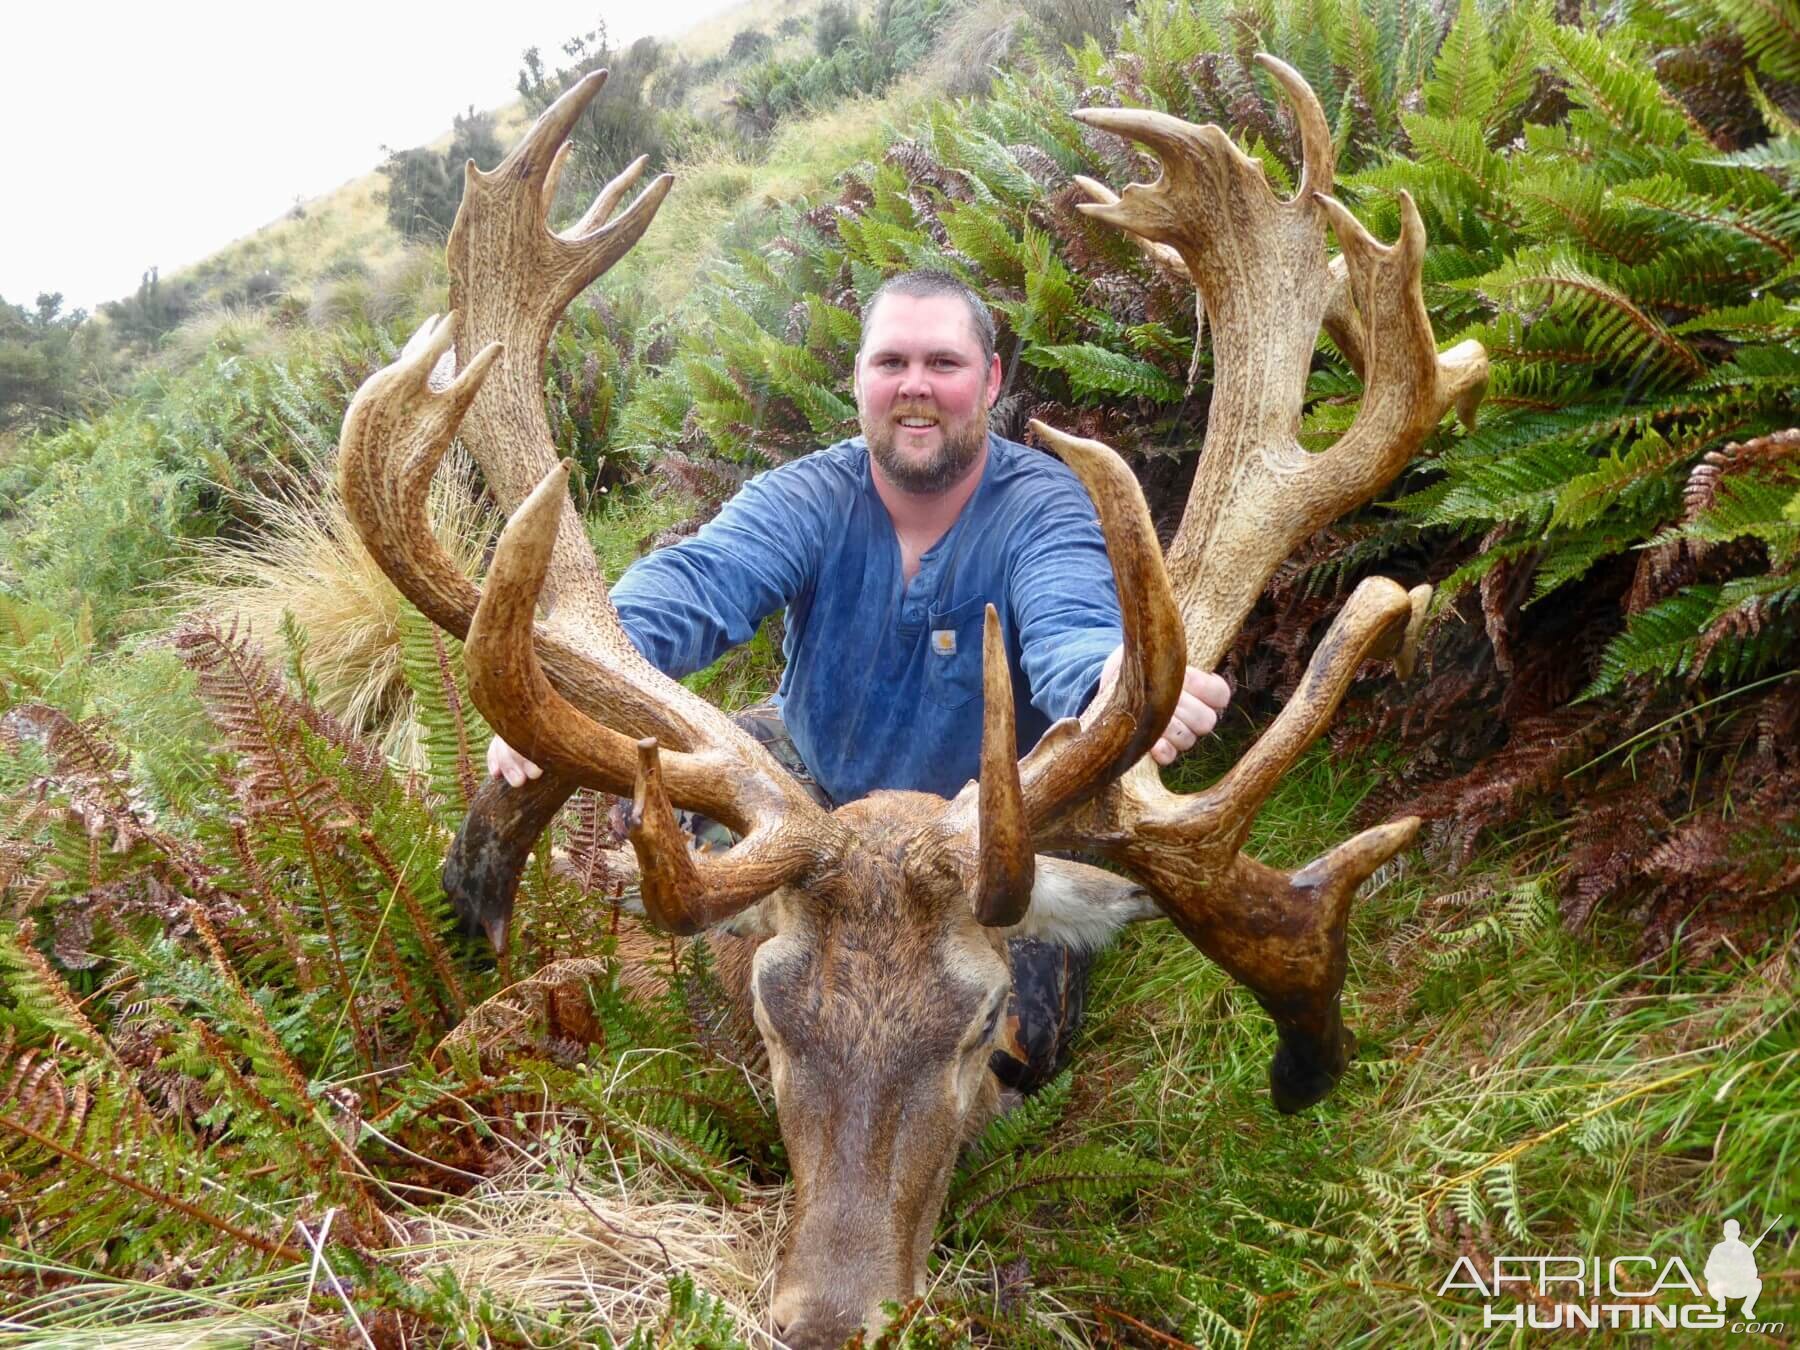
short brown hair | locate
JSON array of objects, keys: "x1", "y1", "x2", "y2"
[{"x1": 858, "y1": 269, "x2": 997, "y2": 364}]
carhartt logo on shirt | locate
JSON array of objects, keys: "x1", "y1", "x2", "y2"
[{"x1": 931, "y1": 629, "x2": 957, "y2": 655}]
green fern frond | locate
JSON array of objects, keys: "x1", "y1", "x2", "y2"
[
  {"x1": 1551, "y1": 421, "x2": 1721, "y2": 529},
  {"x1": 940, "y1": 201, "x2": 1027, "y2": 289},
  {"x1": 1401, "y1": 113, "x2": 1519, "y2": 224},
  {"x1": 1537, "y1": 18, "x2": 1696, "y2": 149},
  {"x1": 951, "y1": 1141, "x2": 1181, "y2": 1237},
  {"x1": 1025, "y1": 343, "x2": 1185, "y2": 403},
  {"x1": 395, "y1": 603, "x2": 489, "y2": 820},
  {"x1": 1465, "y1": 247, "x2": 1705, "y2": 386},
  {"x1": 1712, "y1": 0, "x2": 1800, "y2": 81},
  {"x1": 1423, "y1": 0, "x2": 1497, "y2": 125},
  {"x1": 1584, "y1": 585, "x2": 1722, "y2": 696}
]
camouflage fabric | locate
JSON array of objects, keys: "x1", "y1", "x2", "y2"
[
  {"x1": 681, "y1": 700, "x2": 1089, "y2": 1094},
  {"x1": 679, "y1": 700, "x2": 832, "y2": 854},
  {"x1": 991, "y1": 938, "x2": 1093, "y2": 1092}
]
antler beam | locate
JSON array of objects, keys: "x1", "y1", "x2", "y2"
[{"x1": 1048, "y1": 55, "x2": 1489, "y2": 1110}]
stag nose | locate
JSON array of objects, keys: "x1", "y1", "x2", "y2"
[{"x1": 769, "y1": 1291, "x2": 876, "y2": 1349}]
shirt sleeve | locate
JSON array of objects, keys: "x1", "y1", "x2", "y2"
[
  {"x1": 1007, "y1": 481, "x2": 1125, "y2": 722},
  {"x1": 609, "y1": 463, "x2": 826, "y2": 679}
]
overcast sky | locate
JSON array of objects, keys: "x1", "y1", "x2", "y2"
[{"x1": 2, "y1": 2, "x2": 741, "y2": 313}]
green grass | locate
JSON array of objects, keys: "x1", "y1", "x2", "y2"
[{"x1": 614, "y1": 71, "x2": 935, "y2": 312}]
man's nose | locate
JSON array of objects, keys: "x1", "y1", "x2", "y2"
[{"x1": 896, "y1": 362, "x2": 931, "y2": 398}]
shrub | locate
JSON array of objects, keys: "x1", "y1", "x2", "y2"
[
  {"x1": 380, "y1": 106, "x2": 506, "y2": 243},
  {"x1": 517, "y1": 25, "x2": 679, "y2": 222},
  {"x1": 814, "y1": 0, "x2": 860, "y2": 55},
  {"x1": 0, "y1": 292, "x2": 110, "y2": 433},
  {"x1": 101, "y1": 267, "x2": 196, "y2": 353}
]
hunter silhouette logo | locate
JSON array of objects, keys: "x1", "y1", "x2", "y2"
[
  {"x1": 1438, "y1": 1214, "x2": 1786, "y2": 1334},
  {"x1": 1706, "y1": 1219, "x2": 1768, "y2": 1319}
]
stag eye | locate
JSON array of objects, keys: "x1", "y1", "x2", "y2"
[{"x1": 972, "y1": 995, "x2": 1005, "y2": 1049}]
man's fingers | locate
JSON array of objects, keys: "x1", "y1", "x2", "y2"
[
  {"x1": 1172, "y1": 691, "x2": 1218, "y2": 738},
  {"x1": 1184, "y1": 667, "x2": 1231, "y2": 712},
  {"x1": 1151, "y1": 737, "x2": 1177, "y2": 766},
  {"x1": 487, "y1": 735, "x2": 543, "y2": 786}
]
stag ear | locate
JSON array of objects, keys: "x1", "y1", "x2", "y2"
[
  {"x1": 715, "y1": 893, "x2": 781, "y2": 940},
  {"x1": 1004, "y1": 857, "x2": 1160, "y2": 951}
]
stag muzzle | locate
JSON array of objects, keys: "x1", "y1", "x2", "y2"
[{"x1": 767, "y1": 1191, "x2": 926, "y2": 1349}]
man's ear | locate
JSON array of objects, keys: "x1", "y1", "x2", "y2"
[{"x1": 985, "y1": 353, "x2": 1001, "y2": 408}]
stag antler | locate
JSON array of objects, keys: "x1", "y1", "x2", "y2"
[
  {"x1": 341, "y1": 72, "x2": 855, "y2": 940},
  {"x1": 1040, "y1": 55, "x2": 1489, "y2": 1110}
]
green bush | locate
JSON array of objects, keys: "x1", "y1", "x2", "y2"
[{"x1": 379, "y1": 106, "x2": 506, "y2": 243}]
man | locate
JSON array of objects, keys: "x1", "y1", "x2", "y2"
[{"x1": 489, "y1": 269, "x2": 1229, "y2": 1085}]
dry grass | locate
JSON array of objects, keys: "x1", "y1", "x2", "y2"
[
  {"x1": 0, "y1": 1324, "x2": 273, "y2": 1348},
  {"x1": 674, "y1": 0, "x2": 825, "y2": 62},
  {"x1": 169, "y1": 446, "x2": 494, "y2": 764},
  {"x1": 158, "y1": 304, "x2": 287, "y2": 367},
  {"x1": 391, "y1": 1149, "x2": 791, "y2": 1345}
]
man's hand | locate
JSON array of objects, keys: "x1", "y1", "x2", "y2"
[
  {"x1": 487, "y1": 735, "x2": 543, "y2": 788},
  {"x1": 1099, "y1": 643, "x2": 1231, "y2": 766}
]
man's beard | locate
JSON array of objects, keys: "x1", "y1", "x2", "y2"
[{"x1": 862, "y1": 404, "x2": 989, "y2": 495}]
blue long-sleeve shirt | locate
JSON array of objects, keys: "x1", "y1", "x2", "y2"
[{"x1": 611, "y1": 433, "x2": 1123, "y2": 804}]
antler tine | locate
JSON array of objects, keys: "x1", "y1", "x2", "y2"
[
  {"x1": 567, "y1": 153, "x2": 651, "y2": 239},
  {"x1": 1150, "y1": 578, "x2": 1417, "y2": 856},
  {"x1": 1316, "y1": 191, "x2": 1490, "y2": 441},
  {"x1": 339, "y1": 313, "x2": 496, "y2": 639},
  {"x1": 1252, "y1": 53, "x2": 1334, "y2": 201},
  {"x1": 629, "y1": 738, "x2": 826, "y2": 934},
  {"x1": 487, "y1": 69, "x2": 610, "y2": 195},
  {"x1": 973, "y1": 605, "x2": 1034, "y2": 928},
  {"x1": 1015, "y1": 421, "x2": 1186, "y2": 829}
]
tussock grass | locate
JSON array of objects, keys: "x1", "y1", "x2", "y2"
[
  {"x1": 159, "y1": 305, "x2": 286, "y2": 367},
  {"x1": 303, "y1": 247, "x2": 450, "y2": 331},
  {"x1": 168, "y1": 447, "x2": 495, "y2": 763},
  {"x1": 392, "y1": 1150, "x2": 790, "y2": 1344}
]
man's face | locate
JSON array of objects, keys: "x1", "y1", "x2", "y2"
[{"x1": 854, "y1": 292, "x2": 1002, "y2": 496}]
